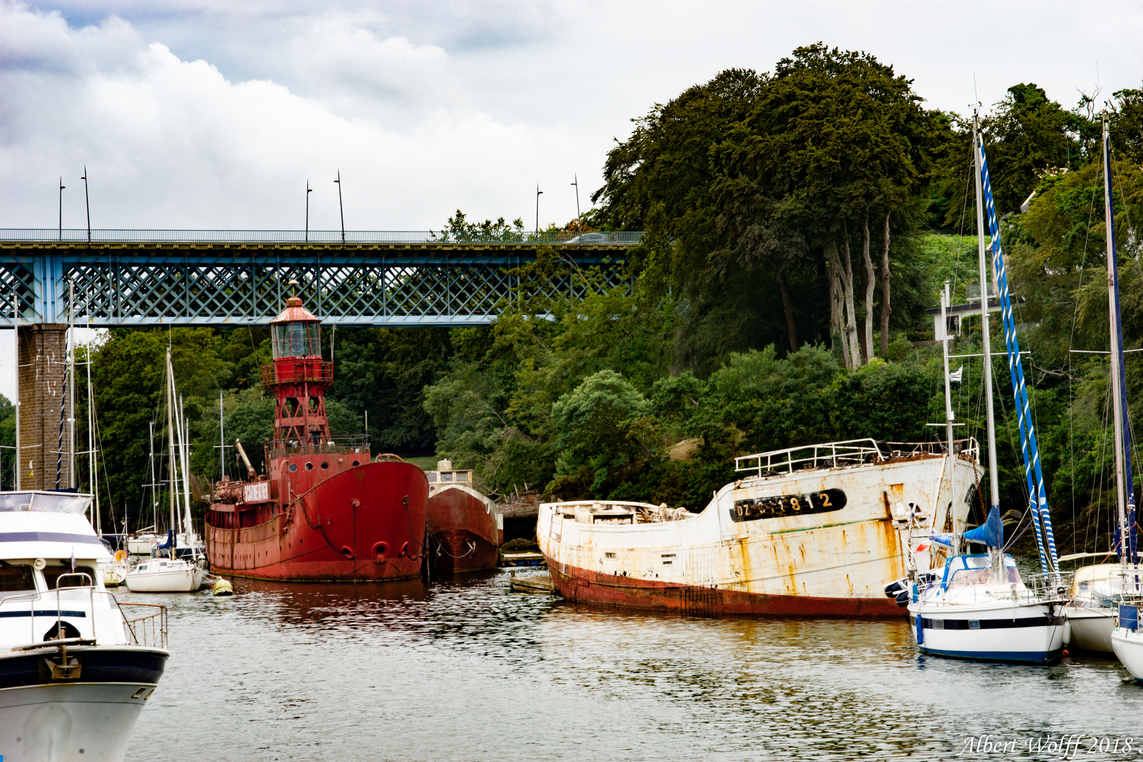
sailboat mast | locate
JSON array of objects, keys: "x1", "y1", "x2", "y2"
[
  {"x1": 1103, "y1": 114, "x2": 1134, "y2": 576},
  {"x1": 87, "y1": 337, "x2": 100, "y2": 535},
  {"x1": 940, "y1": 283, "x2": 958, "y2": 552},
  {"x1": 166, "y1": 347, "x2": 177, "y2": 555},
  {"x1": 12, "y1": 294, "x2": 19, "y2": 492},
  {"x1": 973, "y1": 116, "x2": 1001, "y2": 513},
  {"x1": 68, "y1": 280, "x2": 76, "y2": 491},
  {"x1": 149, "y1": 420, "x2": 157, "y2": 531},
  {"x1": 179, "y1": 393, "x2": 192, "y2": 547},
  {"x1": 219, "y1": 391, "x2": 226, "y2": 481}
]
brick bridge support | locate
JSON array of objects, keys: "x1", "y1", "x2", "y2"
[{"x1": 17, "y1": 324, "x2": 72, "y2": 491}]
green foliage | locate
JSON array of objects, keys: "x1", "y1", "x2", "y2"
[
  {"x1": 431, "y1": 210, "x2": 525, "y2": 242},
  {"x1": 328, "y1": 326, "x2": 452, "y2": 452},
  {"x1": 91, "y1": 328, "x2": 231, "y2": 520},
  {"x1": 982, "y1": 84, "x2": 1095, "y2": 216},
  {"x1": 594, "y1": 47, "x2": 950, "y2": 371},
  {"x1": 549, "y1": 370, "x2": 651, "y2": 497}
]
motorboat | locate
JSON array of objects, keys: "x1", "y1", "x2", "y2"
[{"x1": 0, "y1": 490, "x2": 168, "y2": 761}]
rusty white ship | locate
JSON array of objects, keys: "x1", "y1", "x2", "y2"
[{"x1": 537, "y1": 438, "x2": 982, "y2": 618}]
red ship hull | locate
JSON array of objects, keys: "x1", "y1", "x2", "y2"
[
  {"x1": 426, "y1": 486, "x2": 502, "y2": 574},
  {"x1": 206, "y1": 461, "x2": 428, "y2": 582}
]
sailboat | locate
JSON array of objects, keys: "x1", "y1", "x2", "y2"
[
  {"x1": 1064, "y1": 114, "x2": 1143, "y2": 653},
  {"x1": 1105, "y1": 112, "x2": 1143, "y2": 673},
  {"x1": 125, "y1": 346, "x2": 205, "y2": 592},
  {"x1": 906, "y1": 115, "x2": 1069, "y2": 663}
]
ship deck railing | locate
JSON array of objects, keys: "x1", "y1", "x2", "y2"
[
  {"x1": 918, "y1": 570, "x2": 1072, "y2": 606},
  {"x1": 734, "y1": 437, "x2": 980, "y2": 478},
  {"x1": 268, "y1": 435, "x2": 370, "y2": 460},
  {"x1": 0, "y1": 581, "x2": 166, "y2": 650},
  {"x1": 117, "y1": 601, "x2": 168, "y2": 649}
]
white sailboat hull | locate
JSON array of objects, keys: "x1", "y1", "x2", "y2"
[
  {"x1": 910, "y1": 598, "x2": 1066, "y2": 662},
  {"x1": 1112, "y1": 626, "x2": 1143, "y2": 679},
  {"x1": 1065, "y1": 606, "x2": 1116, "y2": 653},
  {"x1": 125, "y1": 563, "x2": 203, "y2": 592}
]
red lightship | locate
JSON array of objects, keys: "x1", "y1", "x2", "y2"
[{"x1": 205, "y1": 295, "x2": 428, "y2": 581}]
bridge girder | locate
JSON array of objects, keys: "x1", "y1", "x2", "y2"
[{"x1": 0, "y1": 241, "x2": 632, "y2": 326}]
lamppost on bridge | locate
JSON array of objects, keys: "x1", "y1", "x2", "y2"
[
  {"x1": 571, "y1": 173, "x2": 581, "y2": 225},
  {"x1": 305, "y1": 181, "x2": 313, "y2": 242},
  {"x1": 58, "y1": 177, "x2": 65, "y2": 241},
  {"x1": 535, "y1": 183, "x2": 543, "y2": 235},
  {"x1": 80, "y1": 166, "x2": 91, "y2": 245},
  {"x1": 335, "y1": 170, "x2": 345, "y2": 244}
]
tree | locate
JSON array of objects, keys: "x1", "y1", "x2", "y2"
[
  {"x1": 328, "y1": 326, "x2": 453, "y2": 453},
  {"x1": 91, "y1": 328, "x2": 232, "y2": 525},
  {"x1": 1111, "y1": 86, "x2": 1143, "y2": 166},
  {"x1": 431, "y1": 210, "x2": 525, "y2": 242},
  {"x1": 549, "y1": 370, "x2": 652, "y2": 498},
  {"x1": 981, "y1": 83, "x2": 1093, "y2": 215},
  {"x1": 738, "y1": 43, "x2": 944, "y2": 367},
  {"x1": 594, "y1": 50, "x2": 946, "y2": 372}
]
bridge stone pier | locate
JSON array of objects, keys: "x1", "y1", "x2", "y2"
[{"x1": 17, "y1": 324, "x2": 71, "y2": 491}]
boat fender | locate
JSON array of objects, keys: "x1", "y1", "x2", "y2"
[
  {"x1": 339, "y1": 546, "x2": 355, "y2": 560},
  {"x1": 915, "y1": 614, "x2": 924, "y2": 645},
  {"x1": 372, "y1": 541, "x2": 389, "y2": 563}
]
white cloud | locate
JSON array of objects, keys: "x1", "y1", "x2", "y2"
[
  {"x1": 289, "y1": 18, "x2": 449, "y2": 108},
  {"x1": 2, "y1": 0, "x2": 1142, "y2": 237}
]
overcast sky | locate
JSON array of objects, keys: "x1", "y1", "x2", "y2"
[{"x1": 1, "y1": 0, "x2": 1141, "y2": 235}]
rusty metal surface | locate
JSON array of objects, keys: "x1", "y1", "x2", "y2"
[
  {"x1": 205, "y1": 461, "x2": 428, "y2": 581},
  {"x1": 426, "y1": 484, "x2": 501, "y2": 573},
  {"x1": 538, "y1": 451, "x2": 982, "y2": 618}
]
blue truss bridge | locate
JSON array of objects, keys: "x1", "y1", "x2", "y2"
[{"x1": 0, "y1": 229, "x2": 642, "y2": 327}]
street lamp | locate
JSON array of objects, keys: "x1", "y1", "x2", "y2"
[
  {"x1": 334, "y1": 170, "x2": 345, "y2": 244},
  {"x1": 58, "y1": 177, "x2": 65, "y2": 240},
  {"x1": 305, "y1": 181, "x2": 313, "y2": 242},
  {"x1": 535, "y1": 183, "x2": 543, "y2": 235},
  {"x1": 571, "y1": 173, "x2": 581, "y2": 223},
  {"x1": 80, "y1": 166, "x2": 90, "y2": 245}
]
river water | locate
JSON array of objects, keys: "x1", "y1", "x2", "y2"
[{"x1": 121, "y1": 569, "x2": 1143, "y2": 761}]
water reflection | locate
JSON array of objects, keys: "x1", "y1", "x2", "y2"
[{"x1": 124, "y1": 569, "x2": 1143, "y2": 761}]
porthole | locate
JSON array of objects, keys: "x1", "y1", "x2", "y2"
[
  {"x1": 352, "y1": 460, "x2": 360, "y2": 467},
  {"x1": 305, "y1": 462, "x2": 314, "y2": 471},
  {"x1": 321, "y1": 462, "x2": 329, "y2": 470},
  {"x1": 289, "y1": 463, "x2": 298, "y2": 472}
]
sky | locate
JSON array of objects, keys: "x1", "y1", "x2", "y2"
[
  {"x1": 0, "y1": 0, "x2": 1140, "y2": 404},
  {"x1": 1, "y1": 0, "x2": 1141, "y2": 235}
]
